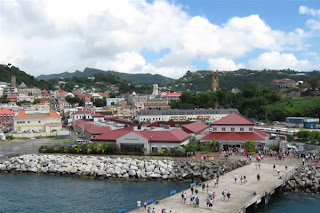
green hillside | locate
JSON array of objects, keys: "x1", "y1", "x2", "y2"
[
  {"x1": 169, "y1": 69, "x2": 320, "y2": 92},
  {"x1": 0, "y1": 64, "x2": 54, "y2": 90},
  {"x1": 266, "y1": 96, "x2": 320, "y2": 121},
  {"x1": 37, "y1": 67, "x2": 174, "y2": 86}
]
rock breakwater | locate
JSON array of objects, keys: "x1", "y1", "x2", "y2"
[
  {"x1": 284, "y1": 163, "x2": 320, "y2": 193},
  {"x1": 0, "y1": 154, "x2": 245, "y2": 181}
]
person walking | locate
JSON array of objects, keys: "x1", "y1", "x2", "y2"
[
  {"x1": 285, "y1": 164, "x2": 288, "y2": 171},
  {"x1": 152, "y1": 208, "x2": 155, "y2": 213},
  {"x1": 202, "y1": 183, "x2": 205, "y2": 192},
  {"x1": 137, "y1": 200, "x2": 141, "y2": 208},
  {"x1": 183, "y1": 192, "x2": 187, "y2": 204},
  {"x1": 206, "y1": 184, "x2": 209, "y2": 193},
  {"x1": 222, "y1": 189, "x2": 227, "y2": 201},
  {"x1": 234, "y1": 174, "x2": 238, "y2": 183},
  {"x1": 257, "y1": 173, "x2": 260, "y2": 182},
  {"x1": 240, "y1": 176, "x2": 243, "y2": 185},
  {"x1": 209, "y1": 197, "x2": 213, "y2": 209},
  {"x1": 195, "y1": 195, "x2": 199, "y2": 208},
  {"x1": 195, "y1": 186, "x2": 199, "y2": 194},
  {"x1": 273, "y1": 164, "x2": 276, "y2": 171},
  {"x1": 227, "y1": 191, "x2": 231, "y2": 202},
  {"x1": 190, "y1": 194, "x2": 194, "y2": 205},
  {"x1": 147, "y1": 207, "x2": 151, "y2": 213},
  {"x1": 143, "y1": 200, "x2": 147, "y2": 210},
  {"x1": 216, "y1": 177, "x2": 219, "y2": 187},
  {"x1": 191, "y1": 186, "x2": 194, "y2": 195}
]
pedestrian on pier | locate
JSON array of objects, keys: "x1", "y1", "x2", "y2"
[
  {"x1": 137, "y1": 200, "x2": 141, "y2": 208},
  {"x1": 244, "y1": 175, "x2": 247, "y2": 183},
  {"x1": 195, "y1": 186, "x2": 199, "y2": 194},
  {"x1": 152, "y1": 207, "x2": 155, "y2": 213},
  {"x1": 202, "y1": 183, "x2": 205, "y2": 192},
  {"x1": 209, "y1": 197, "x2": 213, "y2": 209},
  {"x1": 195, "y1": 195, "x2": 199, "y2": 207},
  {"x1": 147, "y1": 206, "x2": 151, "y2": 213},
  {"x1": 206, "y1": 196, "x2": 210, "y2": 207},
  {"x1": 222, "y1": 189, "x2": 227, "y2": 201},
  {"x1": 276, "y1": 169, "x2": 280, "y2": 176},
  {"x1": 191, "y1": 186, "x2": 194, "y2": 195},
  {"x1": 206, "y1": 184, "x2": 209, "y2": 193},
  {"x1": 258, "y1": 163, "x2": 261, "y2": 169},
  {"x1": 183, "y1": 192, "x2": 187, "y2": 204},
  {"x1": 273, "y1": 164, "x2": 276, "y2": 171},
  {"x1": 216, "y1": 178, "x2": 219, "y2": 187},
  {"x1": 285, "y1": 164, "x2": 288, "y2": 170},
  {"x1": 240, "y1": 176, "x2": 243, "y2": 185},
  {"x1": 143, "y1": 200, "x2": 147, "y2": 210},
  {"x1": 257, "y1": 173, "x2": 260, "y2": 182},
  {"x1": 227, "y1": 191, "x2": 231, "y2": 202},
  {"x1": 190, "y1": 194, "x2": 194, "y2": 205},
  {"x1": 234, "y1": 174, "x2": 238, "y2": 183}
]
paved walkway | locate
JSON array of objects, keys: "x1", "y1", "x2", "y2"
[{"x1": 129, "y1": 160, "x2": 298, "y2": 213}]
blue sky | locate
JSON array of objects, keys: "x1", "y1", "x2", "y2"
[{"x1": 1, "y1": 0, "x2": 320, "y2": 78}]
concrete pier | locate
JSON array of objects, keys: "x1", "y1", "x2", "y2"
[{"x1": 129, "y1": 162, "x2": 297, "y2": 213}]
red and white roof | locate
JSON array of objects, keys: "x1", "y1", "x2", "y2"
[
  {"x1": 166, "y1": 93, "x2": 182, "y2": 96},
  {"x1": 0, "y1": 109, "x2": 15, "y2": 115},
  {"x1": 201, "y1": 129, "x2": 268, "y2": 142},
  {"x1": 182, "y1": 121, "x2": 208, "y2": 134},
  {"x1": 92, "y1": 128, "x2": 190, "y2": 143},
  {"x1": 212, "y1": 112, "x2": 254, "y2": 126}
]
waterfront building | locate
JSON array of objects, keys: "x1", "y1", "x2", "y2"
[
  {"x1": 0, "y1": 108, "x2": 15, "y2": 130},
  {"x1": 200, "y1": 112, "x2": 268, "y2": 150},
  {"x1": 137, "y1": 108, "x2": 238, "y2": 123},
  {"x1": 91, "y1": 128, "x2": 190, "y2": 153},
  {"x1": 285, "y1": 117, "x2": 320, "y2": 128},
  {"x1": 14, "y1": 110, "x2": 62, "y2": 133}
]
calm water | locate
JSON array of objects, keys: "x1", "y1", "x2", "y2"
[
  {"x1": 257, "y1": 192, "x2": 320, "y2": 213},
  {"x1": 0, "y1": 174, "x2": 188, "y2": 213},
  {"x1": 1, "y1": 174, "x2": 319, "y2": 213}
]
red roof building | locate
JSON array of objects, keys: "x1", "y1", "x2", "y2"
[
  {"x1": 201, "y1": 112, "x2": 268, "y2": 150},
  {"x1": 182, "y1": 121, "x2": 209, "y2": 134},
  {"x1": 0, "y1": 109, "x2": 15, "y2": 129},
  {"x1": 211, "y1": 112, "x2": 254, "y2": 126},
  {"x1": 71, "y1": 120, "x2": 110, "y2": 139}
]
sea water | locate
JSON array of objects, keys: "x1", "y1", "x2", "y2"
[{"x1": 0, "y1": 173, "x2": 188, "y2": 213}]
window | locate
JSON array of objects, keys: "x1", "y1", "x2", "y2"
[
  {"x1": 249, "y1": 128, "x2": 253, "y2": 131},
  {"x1": 231, "y1": 127, "x2": 235, "y2": 132},
  {"x1": 212, "y1": 127, "x2": 217, "y2": 131},
  {"x1": 28, "y1": 121, "x2": 30, "y2": 123},
  {"x1": 240, "y1": 128, "x2": 244, "y2": 131},
  {"x1": 38, "y1": 121, "x2": 41, "y2": 123},
  {"x1": 222, "y1": 127, "x2": 226, "y2": 131}
]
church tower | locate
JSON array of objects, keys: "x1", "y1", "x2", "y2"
[{"x1": 211, "y1": 70, "x2": 219, "y2": 92}]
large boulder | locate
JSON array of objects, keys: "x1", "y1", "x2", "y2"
[
  {"x1": 0, "y1": 164, "x2": 6, "y2": 171},
  {"x1": 150, "y1": 174, "x2": 161, "y2": 178},
  {"x1": 129, "y1": 170, "x2": 136, "y2": 177}
]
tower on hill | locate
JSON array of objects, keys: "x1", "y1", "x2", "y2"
[
  {"x1": 11, "y1": 75, "x2": 16, "y2": 88},
  {"x1": 211, "y1": 70, "x2": 219, "y2": 92}
]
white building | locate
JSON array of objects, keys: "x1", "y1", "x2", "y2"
[{"x1": 137, "y1": 108, "x2": 239, "y2": 123}]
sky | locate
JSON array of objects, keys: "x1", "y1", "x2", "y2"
[{"x1": 0, "y1": 0, "x2": 320, "y2": 79}]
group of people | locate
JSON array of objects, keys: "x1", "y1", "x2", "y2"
[
  {"x1": 233, "y1": 173, "x2": 248, "y2": 185},
  {"x1": 137, "y1": 200, "x2": 175, "y2": 213}
]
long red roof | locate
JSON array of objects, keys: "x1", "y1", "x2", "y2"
[
  {"x1": 212, "y1": 112, "x2": 254, "y2": 126},
  {"x1": 182, "y1": 121, "x2": 208, "y2": 134},
  {"x1": 92, "y1": 128, "x2": 190, "y2": 143},
  {"x1": 0, "y1": 109, "x2": 15, "y2": 115},
  {"x1": 201, "y1": 129, "x2": 267, "y2": 142}
]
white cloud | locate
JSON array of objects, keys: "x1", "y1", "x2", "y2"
[
  {"x1": 299, "y1": 6, "x2": 320, "y2": 17},
  {"x1": 208, "y1": 58, "x2": 244, "y2": 71},
  {"x1": 248, "y1": 51, "x2": 318, "y2": 70},
  {"x1": 0, "y1": 0, "x2": 316, "y2": 79}
]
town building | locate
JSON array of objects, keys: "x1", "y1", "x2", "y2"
[
  {"x1": 272, "y1": 78, "x2": 296, "y2": 92},
  {"x1": 200, "y1": 112, "x2": 268, "y2": 150},
  {"x1": 14, "y1": 110, "x2": 62, "y2": 133},
  {"x1": 144, "y1": 98, "x2": 170, "y2": 111},
  {"x1": 22, "y1": 103, "x2": 50, "y2": 112},
  {"x1": 285, "y1": 117, "x2": 320, "y2": 128},
  {"x1": 91, "y1": 128, "x2": 190, "y2": 153},
  {"x1": 166, "y1": 93, "x2": 182, "y2": 102},
  {"x1": 0, "y1": 102, "x2": 20, "y2": 113},
  {"x1": 137, "y1": 108, "x2": 239, "y2": 123},
  {"x1": 17, "y1": 82, "x2": 41, "y2": 98},
  {"x1": 106, "y1": 98, "x2": 126, "y2": 106},
  {"x1": 0, "y1": 108, "x2": 15, "y2": 130}
]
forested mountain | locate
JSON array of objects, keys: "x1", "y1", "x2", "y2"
[
  {"x1": 0, "y1": 64, "x2": 55, "y2": 90},
  {"x1": 168, "y1": 69, "x2": 320, "y2": 92},
  {"x1": 37, "y1": 67, "x2": 174, "y2": 86}
]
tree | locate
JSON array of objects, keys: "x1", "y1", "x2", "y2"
[
  {"x1": 109, "y1": 93, "x2": 116, "y2": 98},
  {"x1": 33, "y1": 99, "x2": 40, "y2": 104},
  {"x1": 245, "y1": 140, "x2": 256, "y2": 152},
  {"x1": 65, "y1": 95, "x2": 81, "y2": 107},
  {"x1": 287, "y1": 134, "x2": 295, "y2": 142}
]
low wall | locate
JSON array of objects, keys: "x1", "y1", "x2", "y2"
[
  {"x1": 0, "y1": 154, "x2": 245, "y2": 181},
  {"x1": 11, "y1": 132, "x2": 57, "y2": 138}
]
